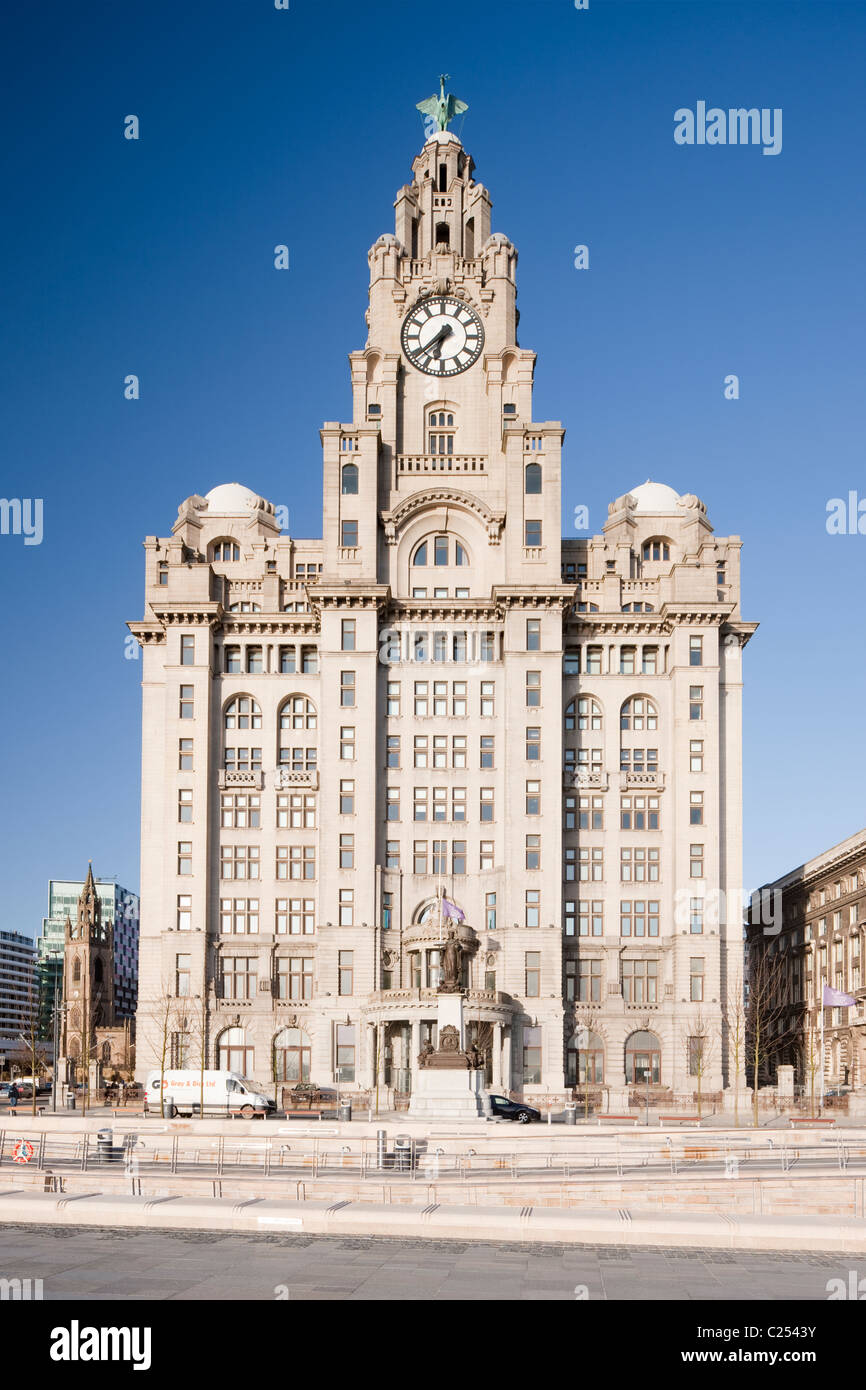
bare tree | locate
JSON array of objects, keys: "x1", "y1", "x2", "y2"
[
  {"x1": 724, "y1": 971, "x2": 747, "y2": 1126},
  {"x1": 572, "y1": 1007, "x2": 601, "y2": 1120},
  {"x1": 804, "y1": 1020, "x2": 822, "y2": 1119},
  {"x1": 683, "y1": 1012, "x2": 717, "y2": 1119}
]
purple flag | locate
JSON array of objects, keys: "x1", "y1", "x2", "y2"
[
  {"x1": 823, "y1": 985, "x2": 856, "y2": 1007},
  {"x1": 442, "y1": 898, "x2": 465, "y2": 923}
]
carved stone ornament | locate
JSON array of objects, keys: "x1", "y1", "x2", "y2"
[{"x1": 439, "y1": 1025, "x2": 460, "y2": 1052}]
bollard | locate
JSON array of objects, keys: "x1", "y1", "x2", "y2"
[
  {"x1": 376, "y1": 1128, "x2": 387, "y2": 1170},
  {"x1": 97, "y1": 1128, "x2": 113, "y2": 1163},
  {"x1": 564, "y1": 1104, "x2": 578, "y2": 1126}
]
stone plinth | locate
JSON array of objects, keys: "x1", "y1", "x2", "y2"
[{"x1": 408, "y1": 1065, "x2": 491, "y2": 1119}]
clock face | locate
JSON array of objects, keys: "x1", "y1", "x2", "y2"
[{"x1": 401, "y1": 296, "x2": 484, "y2": 376}]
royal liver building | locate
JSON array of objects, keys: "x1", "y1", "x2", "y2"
[{"x1": 131, "y1": 97, "x2": 756, "y2": 1103}]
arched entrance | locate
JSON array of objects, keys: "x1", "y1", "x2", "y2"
[
  {"x1": 217, "y1": 1027, "x2": 253, "y2": 1077},
  {"x1": 625, "y1": 1030, "x2": 661, "y2": 1084}
]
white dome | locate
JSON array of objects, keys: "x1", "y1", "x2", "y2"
[
  {"x1": 204, "y1": 483, "x2": 265, "y2": 515},
  {"x1": 627, "y1": 480, "x2": 681, "y2": 514}
]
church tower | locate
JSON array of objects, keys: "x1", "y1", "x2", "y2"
[{"x1": 61, "y1": 864, "x2": 117, "y2": 1065}]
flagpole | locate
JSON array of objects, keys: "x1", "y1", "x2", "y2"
[{"x1": 819, "y1": 978, "x2": 825, "y2": 1112}]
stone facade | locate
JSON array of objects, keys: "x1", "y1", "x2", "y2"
[
  {"x1": 60, "y1": 866, "x2": 134, "y2": 1078},
  {"x1": 747, "y1": 828, "x2": 866, "y2": 1088},
  {"x1": 131, "y1": 126, "x2": 755, "y2": 1101}
]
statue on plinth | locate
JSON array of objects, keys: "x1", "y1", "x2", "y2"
[{"x1": 439, "y1": 927, "x2": 464, "y2": 993}]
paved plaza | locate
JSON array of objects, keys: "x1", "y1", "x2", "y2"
[{"x1": 0, "y1": 1224, "x2": 855, "y2": 1300}]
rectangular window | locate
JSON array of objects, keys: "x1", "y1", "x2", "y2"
[
  {"x1": 341, "y1": 619, "x2": 356, "y2": 652},
  {"x1": 452, "y1": 734, "x2": 467, "y2": 768},
  {"x1": 177, "y1": 841, "x2": 193, "y2": 876},
  {"x1": 585, "y1": 646, "x2": 602, "y2": 675},
  {"x1": 413, "y1": 787, "x2": 427, "y2": 822},
  {"x1": 526, "y1": 780, "x2": 541, "y2": 816},
  {"x1": 179, "y1": 685, "x2": 194, "y2": 719},
  {"x1": 386, "y1": 680, "x2": 400, "y2": 716},
  {"x1": 690, "y1": 843, "x2": 704, "y2": 879},
  {"x1": 340, "y1": 670, "x2": 355, "y2": 707},
  {"x1": 620, "y1": 646, "x2": 636, "y2": 675},
  {"x1": 432, "y1": 681, "x2": 447, "y2": 716},
  {"x1": 480, "y1": 735, "x2": 495, "y2": 768},
  {"x1": 283, "y1": 957, "x2": 313, "y2": 1001},
  {"x1": 690, "y1": 957, "x2": 705, "y2": 1002},
  {"x1": 386, "y1": 734, "x2": 400, "y2": 768},
  {"x1": 620, "y1": 847, "x2": 659, "y2": 882},
  {"x1": 689, "y1": 635, "x2": 703, "y2": 666},
  {"x1": 432, "y1": 735, "x2": 447, "y2": 768},
  {"x1": 222, "y1": 792, "x2": 263, "y2": 829},
  {"x1": 385, "y1": 840, "x2": 400, "y2": 870},
  {"x1": 301, "y1": 647, "x2": 318, "y2": 674},
  {"x1": 622, "y1": 958, "x2": 658, "y2": 1004},
  {"x1": 339, "y1": 779, "x2": 355, "y2": 815},
  {"x1": 336, "y1": 1024, "x2": 356, "y2": 1083},
  {"x1": 579, "y1": 795, "x2": 604, "y2": 830},
  {"x1": 525, "y1": 889, "x2": 540, "y2": 928},
  {"x1": 413, "y1": 840, "x2": 427, "y2": 875},
  {"x1": 578, "y1": 959, "x2": 602, "y2": 1002},
  {"x1": 432, "y1": 786, "x2": 448, "y2": 822},
  {"x1": 279, "y1": 646, "x2": 296, "y2": 674},
  {"x1": 382, "y1": 891, "x2": 393, "y2": 931},
  {"x1": 414, "y1": 681, "x2": 429, "y2": 717},
  {"x1": 275, "y1": 898, "x2": 314, "y2": 935},
  {"x1": 525, "y1": 834, "x2": 541, "y2": 870},
  {"x1": 480, "y1": 840, "x2": 494, "y2": 870},
  {"x1": 480, "y1": 681, "x2": 495, "y2": 717},
  {"x1": 452, "y1": 787, "x2": 467, "y2": 822},
  {"x1": 178, "y1": 738, "x2": 193, "y2": 771},
  {"x1": 522, "y1": 1026, "x2": 542, "y2": 1084},
  {"x1": 339, "y1": 833, "x2": 354, "y2": 869},
  {"x1": 246, "y1": 646, "x2": 263, "y2": 674},
  {"x1": 221, "y1": 845, "x2": 260, "y2": 880},
  {"x1": 339, "y1": 888, "x2": 354, "y2": 926},
  {"x1": 180, "y1": 635, "x2": 194, "y2": 666},
  {"x1": 690, "y1": 791, "x2": 704, "y2": 825},
  {"x1": 578, "y1": 847, "x2": 604, "y2": 882},
  {"x1": 642, "y1": 646, "x2": 658, "y2": 675},
  {"x1": 413, "y1": 735, "x2": 428, "y2": 769},
  {"x1": 485, "y1": 892, "x2": 497, "y2": 930},
  {"x1": 175, "y1": 953, "x2": 191, "y2": 997},
  {"x1": 176, "y1": 894, "x2": 192, "y2": 931},
  {"x1": 480, "y1": 788, "x2": 494, "y2": 822},
  {"x1": 689, "y1": 685, "x2": 703, "y2": 720},
  {"x1": 220, "y1": 898, "x2": 260, "y2": 935},
  {"x1": 619, "y1": 796, "x2": 660, "y2": 831},
  {"x1": 524, "y1": 520, "x2": 542, "y2": 548},
  {"x1": 526, "y1": 619, "x2": 541, "y2": 651},
  {"x1": 338, "y1": 951, "x2": 354, "y2": 996},
  {"x1": 525, "y1": 952, "x2": 541, "y2": 997},
  {"x1": 690, "y1": 897, "x2": 704, "y2": 934},
  {"x1": 525, "y1": 670, "x2": 541, "y2": 706},
  {"x1": 620, "y1": 899, "x2": 660, "y2": 938},
  {"x1": 690, "y1": 739, "x2": 704, "y2": 772},
  {"x1": 340, "y1": 726, "x2": 355, "y2": 760},
  {"x1": 526, "y1": 726, "x2": 541, "y2": 761},
  {"x1": 178, "y1": 788, "x2": 193, "y2": 823},
  {"x1": 452, "y1": 681, "x2": 467, "y2": 716},
  {"x1": 341, "y1": 520, "x2": 358, "y2": 547},
  {"x1": 452, "y1": 840, "x2": 467, "y2": 875}
]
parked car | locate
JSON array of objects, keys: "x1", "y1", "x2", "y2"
[{"x1": 487, "y1": 1094, "x2": 541, "y2": 1124}]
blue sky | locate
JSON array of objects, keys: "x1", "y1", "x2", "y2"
[{"x1": 1, "y1": 0, "x2": 864, "y2": 932}]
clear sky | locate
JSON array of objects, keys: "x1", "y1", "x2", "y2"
[{"x1": 1, "y1": 0, "x2": 864, "y2": 935}]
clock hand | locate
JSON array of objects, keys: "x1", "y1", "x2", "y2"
[{"x1": 428, "y1": 324, "x2": 454, "y2": 359}]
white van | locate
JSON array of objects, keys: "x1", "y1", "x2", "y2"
[{"x1": 144, "y1": 1070, "x2": 273, "y2": 1118}]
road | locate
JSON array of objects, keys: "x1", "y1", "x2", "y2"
[{"x1": 0, "y1": 1224, "x2": 855, "y2": 1300}]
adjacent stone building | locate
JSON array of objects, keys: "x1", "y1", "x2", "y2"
[
  {"x1": 59, "y1": 866, "x2": 135, "y2": 1079},
  {"x1": 747, "y1": 827, "x2": 866, "y2": 1089},
  {"x1": 131, "y1": 119, "x2": 755, "y2": 1101}
]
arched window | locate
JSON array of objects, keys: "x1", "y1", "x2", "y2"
[
  {"x1": 621, "y1": 602, "x2": 654, "y2": 613},
  {"x1": 525, "y1": 462, "x2": 542, "y2": 494},
  {"x1": 455, "y1": 541, "x2": 468, "y2": 566},
  {"x1": 225, "y1": 697, "x2": 262, "y2": 731},
  {"x1": 211, "y1": 540, "x2": 240, "y2": 562},
  {"x1": 101, "y1": 1040, "x2": 112, "y2": 1063},
  {"x1": 413, "y1": 535, "x2": 470, "y2": 568},
  {"x1": 435, "y1": 221, "x2": 450, "y2": 247},
  {"x1": 228, "y1": 603, "x2": 261, "y2": 613},
  {"x1": 94, "y1": 958, "x2": 103, "y2": 984},
  {"x1": 341, "y1": 463, "x2": 359, "y2": 495},
  {"x1": 642, "y1": 538, "x2": 670, "y2": 562},
  {"x1": 273, "y1": 1027, "x2": 311, "y2": 1083},
  {"x1": 217, "y1": 1027, "x2": 253, "y2": 1076},
  {"x1": 625, "y1": 1030, "x2": 661, "y2": 1084},
  {"x1": 428, "y1": 410, "x2": 455, "y2": 455},
  {"x1": 565, "y1": 697, "x2": 603, "y2": 732},
  {"x1": 413, "y1": 540, "x2": 428, "y2": 566},
  {"x1": 566, "y1": 1030, "x2": 605, "y2": 1086},
  {"x1": 279, "y1": 695, "x2": 317, "y2": 731},
  {"x1": 620, "y1": 696, "x2": 658, "y2": 732}
]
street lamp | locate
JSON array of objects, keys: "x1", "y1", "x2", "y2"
[{"x1": 643, "y1": 1067, "x2": 651, "y2": 1127}]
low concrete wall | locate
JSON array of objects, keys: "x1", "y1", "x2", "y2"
[{"x1": 0, "y1": 1185, "x2": 864, "y2": 1252}]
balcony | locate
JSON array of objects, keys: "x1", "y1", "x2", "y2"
[
  {"x1": 396, "y1": 455, "x2": 487, "y2": 476},
  {"x1": 275, "y1": 768, "x2": 319, "y2": 791},
  {"x1": 621, "y1": 770, "x2": 665, "y2": 789},
  {"x1": 563, "y1": 769, "x2": 609, "y2": 791},
  {"x1": 219, "y1": 770, "x2": 263, "y2": 789}
]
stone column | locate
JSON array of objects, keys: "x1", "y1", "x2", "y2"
[
  {"x1": 502, "y1": 1026, "x2": 512, "y2": 1093},
  {"x1": 367, "y1": 1023, "x2": 378, "y2": 1088},
  {"x1": 410, "y1": 1018, "x2": 420, "y2": 1089}
]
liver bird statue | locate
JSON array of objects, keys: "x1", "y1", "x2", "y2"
[{"x1": 417, "y1": 74, "x2": 468, "y2": 133}]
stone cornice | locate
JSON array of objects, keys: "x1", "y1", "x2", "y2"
[
  {"x1": 381, "y1": 487, "x2": 505, "y2": 543},
  {"x1": 492, "y1": 585, "x2": 574, "y2": 612}
]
